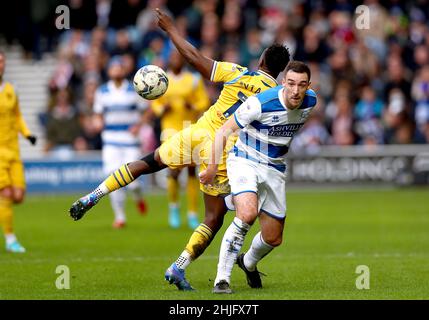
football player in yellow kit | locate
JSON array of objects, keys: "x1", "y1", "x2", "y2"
[
  {"x1": 151, "y1": 49, "x2": 210, "y2": 229},
  {"x1": 69, "y1": 9, "x2": 290, "y2": 290},
  {"x1": 0, "y1": 51, "x2": 37, "y2": 253}
]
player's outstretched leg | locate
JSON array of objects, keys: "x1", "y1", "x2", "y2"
[
  {"x1": 165, "y1": 194, "x2": 228, "y2": 290},
  {"x1": 164, "y1": 262, "x2": 194, "y2": 291},
  {"x1": 69, "y1": 151, "x2": 166, "y2": 221}
]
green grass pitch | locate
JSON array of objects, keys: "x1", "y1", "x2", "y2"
[{"x1": 0, "y1": 187, "x2": 428, "y2": 300}]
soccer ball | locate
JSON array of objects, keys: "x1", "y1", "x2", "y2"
[{"x1": 133, "y1": 65, "x2": 169, "y2": 100}]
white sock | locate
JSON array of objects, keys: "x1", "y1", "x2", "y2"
[
  {"x1": 175, "y1": 250, "x2": 192, "y2": 270},
  {"x1": 109, "y1": 189, "x2": 126, "y2": 222},
  {"x1": 92, "y1": 182, "x2": 110, "y2": 201},
  {"x1": 5, "y1": 233, "x2": 17, "y2": 245},
  {"x1": 243, "y1": 232, "x2": 274, "y2": 271},
  {"x1": 214, "y1": 217, "x2": 250, "y2": 285},
  {"x1": 169, "y1": 203, "x2": 178, "y2": 210}
]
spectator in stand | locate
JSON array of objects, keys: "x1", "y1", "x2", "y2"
[
  {"x1": 294, "y1": 24, "x2": 331, "y2": 64},
  {"x1": 220, "y1": 0, "x2": 243, "y2": 45},
  {"x1": 108, "y1": 0, "x2": 144, "y2": 30},
  {"x1": 137, "y1": 32, "x2": 168, "y2": 69},
  {"x1": 18, "y1": 0, "x2": 428, "y2": 152},
  {"x1": 200, "y1": 13, "x2": 221, "y2": 53},
  {"x1": 327, "y1": 91, "x2": 355, "y2": 146},
  {"x1": 383, "y1": 89, "x2": 418, "y2": 144},
  {"x1": 356, "y1": 83, "x2": 387, "y2": 147},
  {"x1": 383, "y1": 54, "x2": 412, "y2": 103},
  {"x1": 77, "y1": 75, "x2": 102, "y2": 150},
  {"x1": 355, "y1": 85, "x2": 384, "y2": 120},
  {"x1": 45, "y1": 88, "x2": 83, "y2": 153},
  {"x1": 292, "y1": 110, "x2": 331, "y2": 155},
  {"x1": 412, "y1": 65, "x2": 429, "y2": 142},
  {"x1": 240, "y1": 28, "x2": 264, "y2": 70},
  {"x1": 327, "y1": 46, "x2": 356, "y2": 90},
  {"x1": 136, "y1": 0, "x2": 172, "y2": 36}
]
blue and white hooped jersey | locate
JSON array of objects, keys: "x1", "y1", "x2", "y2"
[
  {"x1": 94, "y1": 80, "x2": 147, "y2": 147},
  {"x1": 232, "y1": 85, "x2": 317, "y2": 172}
]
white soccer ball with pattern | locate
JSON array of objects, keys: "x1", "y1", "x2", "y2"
[{"x1": 133, "y1": 65, "x2": 169, "y2": 100}]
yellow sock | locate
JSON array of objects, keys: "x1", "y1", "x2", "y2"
[
  {"x1": 167, "y1": 176, "x2": 179, "y2": 204},
  {"x1": 187, "y1": 176, "x2": 199, "y2": 214},
  {"x1": 0, "y1": 197, "x2": 13, "y2": 235},
  {"x1": 185, "y1": 223, "x2": 213, "y2": 259},
  {"x1": 104, "y1": 164, "x2": 135, "y2": 192}
]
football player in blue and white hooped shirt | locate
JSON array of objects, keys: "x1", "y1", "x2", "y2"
[
  {"x1": 93, "y1": 56, "x2": 149, "y2": 228},
  {"x1": 199, "y1": 61, "x2": 317, "y2": 293}
]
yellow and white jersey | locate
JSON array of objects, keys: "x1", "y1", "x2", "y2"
[
  {"x1": 0, "y1": 82, "x2": 31, "y2": 156},
  {"x1": 151, "y1": 70, "x2": 210, "y2": 133},
  {"x1": 196, "y1": 61, "x2": 278, "y2": 135}
]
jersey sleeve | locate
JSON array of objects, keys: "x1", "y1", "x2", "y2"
[
  {"x1": 233, "y1": 96, "x2": 261, "y2": 129},
  {"x1": 210, "y1": 61, "x2": 247, "y2": 83},
  {"x1": 15, "y1": 99, "x2": 32, "y2": 138},
  {"x1": 93, "y1": 88, "x2": 104, "y2": 114}
]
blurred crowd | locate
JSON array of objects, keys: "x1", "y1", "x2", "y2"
[{"x1": 2, "y1": 0, "x2": 429, "y2": 154}]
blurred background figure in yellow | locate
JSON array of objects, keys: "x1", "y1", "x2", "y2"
[
  {"x1": 0, "y1": 51, "x2": 37, "y2": 253},
  {"x1": 151, "y1": 49, "x2": 210, "y2": 229}
]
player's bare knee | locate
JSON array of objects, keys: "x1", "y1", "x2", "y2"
[
  {"x1": 235, "y1": 202, "x2": 258, "y2": 224},
  {"x1": 263, "y1": 234, "x2": 282, "y2": 247}
]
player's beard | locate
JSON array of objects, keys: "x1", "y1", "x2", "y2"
[{"x1": 287, "y1": 96, "x2": 303, "y2": 109}]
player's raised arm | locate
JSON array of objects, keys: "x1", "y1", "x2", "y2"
[{"x1": 155, "y1": 8, "x2": 214, "y2": 80}]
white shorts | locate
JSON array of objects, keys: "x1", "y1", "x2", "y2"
[
  {"x1": 102, "y1": 145, "x2": 142, "y2": 190},
  {"x1": 226, "y1": 154, "x2": 287, "y2": 220}
]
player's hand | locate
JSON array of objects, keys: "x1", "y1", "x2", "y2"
[
  {"x1": 27, "y1": 135, "x2": 37, "y2": 145},
  {"x1": 199, "y1": 168, "x2": 217, "y2": 186},
  {"x1": 155, "y1": 8, "x2": 175, "y2": 33}
]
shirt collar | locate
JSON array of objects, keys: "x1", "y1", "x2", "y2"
[{"x1": 257, "y1": 69, "x2": 278, "y2": 84}]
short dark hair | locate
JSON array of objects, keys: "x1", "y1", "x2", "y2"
[
  {"x1": 285, "y1": 61, "x2": 311, "y2": 81},
  {"x1": 263, "y1": 44, "x2": 290, "y2": 76}
]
